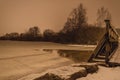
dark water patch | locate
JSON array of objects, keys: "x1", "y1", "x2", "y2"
[{"x1": 58, "y1": 50, "x2": 93, "y2": 62}]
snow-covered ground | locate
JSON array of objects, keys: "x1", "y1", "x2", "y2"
[
  {"x1": 77, "y1": 66, "x2": 120, "y2": 80},
  {"x1": 0, "y1": 41, "x2": 120, "y2": 80},
  {"x1": 0, "y1": 50, "x2": 74, "y2": 80},
  {"x1": 68, "y1": 44, "x2": 96, "y2": 47},
  {"x1": 18, "y1": 64, "x2": 120, "y2": 80}
]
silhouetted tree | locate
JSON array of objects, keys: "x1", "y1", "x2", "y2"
[
  {"x1": 27, "y1": 26, "x2": 40, "y2": 37},
  {"x1": 19, "y1": 26, "x2": 42, "y2": 41},
  {"x1": 43, "y1": 29, "x2": 57, "y2": 41},
  {"x1": 62, "y1": 3, "x2": 87, "y2": 33},
  {"x1": 96, "y1": 7, "x2": 111, "y2": 27},
  {"x1": 76, "y1": 25, "x2": 105, "y2": 44},
  {"x1": 0, "y1": 32, "x2": 19, "y2": 40},
  {"x1": 2, "y1": 32, "x2": 19, "y2": 40},
  {"x1": 60, "y1": 3, "x2": 88, "y2": 43}
]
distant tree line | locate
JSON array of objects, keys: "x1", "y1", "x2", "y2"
[
  {"x1": 0, "y1": 4, "x2": 119, "y2": 45},
  {"x1": 0, "y1": 26, "x2": 104, "y2": 44}
]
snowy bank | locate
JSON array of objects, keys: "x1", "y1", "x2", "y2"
[
  {"x1": 77, "y1": 66, "x2": 120, "y2": 80},
  {"x1": 18, "y1": 63, "x2": 98, "y2": 80}
]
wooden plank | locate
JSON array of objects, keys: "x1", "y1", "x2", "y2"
[{"x1": 109, "y1": 43, "x2": 120, "y2": 65}]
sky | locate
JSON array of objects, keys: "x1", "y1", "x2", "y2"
[{"x1": 0, "y1": 0, "x2": 120, "y2": 35}]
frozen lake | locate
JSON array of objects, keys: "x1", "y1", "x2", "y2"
[
  {"x1": 0, "y1": 41, "x2": 95, "y2": 80},
  {"x1": 0, "y1": 41, "x2": 66, "y2": 59},
  {"x1": 0, "y1": 41, "x2": 95, "y2": 59},
  {"x1": 0, "y1": 41, "x2": 75, "y2": 80}
]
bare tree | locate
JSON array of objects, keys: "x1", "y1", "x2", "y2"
[
  {"x1": 27, "y1": 26, "x2": 40, "y2": 37},
  {"x1": 96, "y1": 7, "x2": 111, "y2": 27},
  {"x1": 62, "y1": 3, "x2": 87, "y2": 33}
]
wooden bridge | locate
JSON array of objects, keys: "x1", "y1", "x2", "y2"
[{"x1": 88, "y1": 20, "x2": 120, "y2": 66}]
